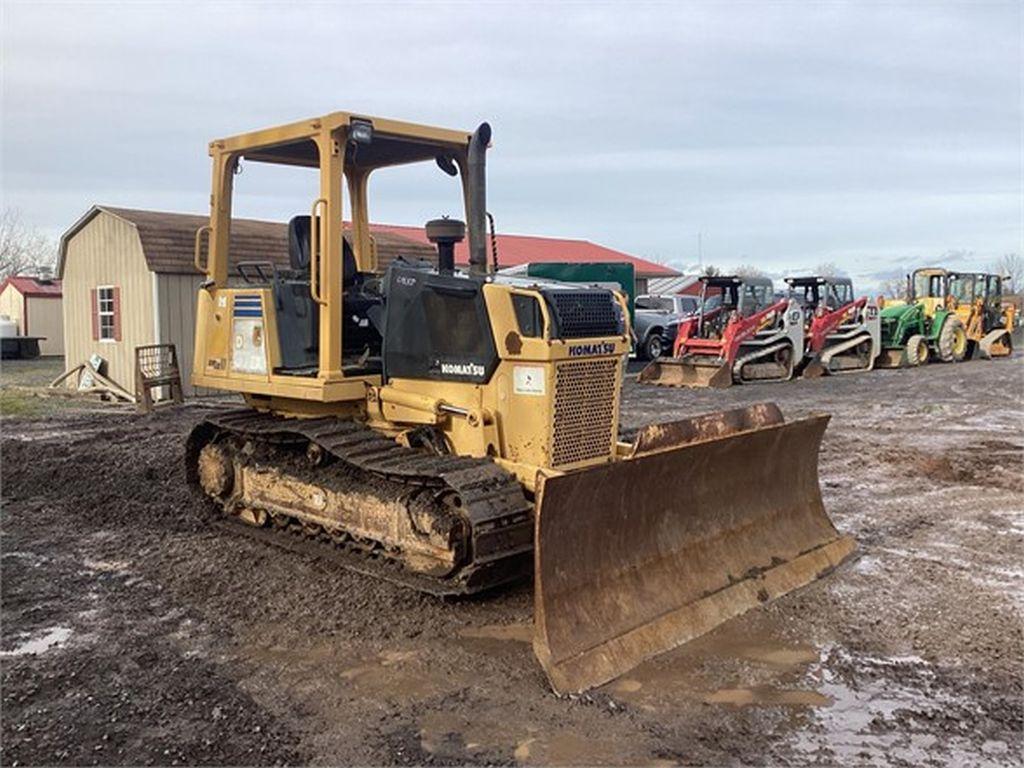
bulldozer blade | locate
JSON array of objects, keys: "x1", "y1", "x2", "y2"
[
  {"x1": 532, "y1": 404, "x2": 855, "y2": 695},
  {"x1": 636, "y1": 358, "x2": 733, "y2": 388}
]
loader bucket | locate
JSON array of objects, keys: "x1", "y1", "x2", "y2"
[
  {"x1": 532, "y1": 403, "x2": 855, "y2": 694},
  {"x1": 801, "y1": 358, "x2": 826, "y2": 379},
  {"x1": 637, "y1": 357, "x2": 733, "y2": 388},
  {"x1": 876, "y1": 348, "x2": 907, "y2": 368},
  {"x1": 980, "y1": 328, "x2": 1012, "y2": 358}
]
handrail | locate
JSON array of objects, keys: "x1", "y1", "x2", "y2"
[
  {"x1": 309, "y1": 198, "x2": 327, "y2": 305},
  {"x1": 193, "y1": 225, "x2": 212, "y2": 274}
]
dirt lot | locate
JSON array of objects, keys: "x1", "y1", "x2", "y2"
[{"x1": 2, "y1": 356, "x2": 1022, "y2": 766}]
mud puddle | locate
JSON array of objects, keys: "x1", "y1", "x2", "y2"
[
  {"x1": 337, "y1": 648, "x2": 455, "y2": 700},
  {"x1": 456, "y1": 622, "x2": 533, "y2": 655},
  {"x1": 418, "y1": 710, "x2": 660, "y2": 766},
  {"x1": 1, "y1": 625, "x2": 74, "y2": 656},
  {"x1": 705, "y1": 687, "x2": 830, "y2": 706},
  {"x1": 788, "y1": 646, "x2": 1006, "y2": 766},
  {"x1": 605, "y1": 620, "x2": 824, "y2": 713},
  {"x1": 511, "y1": 731, "x2": 665, "y2": 766},
  {"x1": 458, "y1": 623, "x2": 532, "y2": 643},
  {"x1": 248, "y1": 638, "x2": 474, "y2": 705},
  {"x1": 0, "y1": 421, "x2": 114, "y2": 443}
]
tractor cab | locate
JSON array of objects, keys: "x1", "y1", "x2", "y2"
[
  {"x1": 909, "y1": 268, "x2": 951, "y2": 318},
  {"x1": 696, "y1": 276, "x2": 773, "y2": 338},
  {"x1": 947, "y1": 272, "x2": 1014, "y2": 354},
  {"x1": 785, "y1": 276, "x2": 854, "y2": 325},
  {"x1": 949, "y1": 272, "x2": 1004, "y2": 324}
]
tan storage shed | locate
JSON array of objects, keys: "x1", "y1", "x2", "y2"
[
  {"x1": 0, "y1": 276, "x2": 65, "y2": 356},
  {"x1": 57, "y1": 206, "x2": 435, "y2": 395}
]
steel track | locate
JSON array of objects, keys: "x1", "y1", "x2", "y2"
[{"x1": 187, "y1": 409, "x2": 534, "y2": 596}]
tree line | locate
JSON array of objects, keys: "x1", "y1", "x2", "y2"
[{"x1": 1, "y1": 209, "x2": 57, "y2": 280}]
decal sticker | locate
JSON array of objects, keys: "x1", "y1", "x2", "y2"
[
  {"x1": 567, "y1": 342, "x2": 616, "y2": 357},
  {"x1": 440, "y1": 361, "x2": 486, "y2": 378},
  {"x1": 513, "y1": 365, "x2": 545, "y2": 396},
  {"x1": 233, "y1": 295, "x2": 263, "y2": 318},
  {"x1": 231, "y1": 317, "x2": 267, "y2": 374}
]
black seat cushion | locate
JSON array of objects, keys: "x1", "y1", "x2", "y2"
[
  {"x1": 288, "y1": 215, "x2": 358, "y2": 288},
  {"x1": 288, "y1": 215, "x2": 311, "y2": 271}
]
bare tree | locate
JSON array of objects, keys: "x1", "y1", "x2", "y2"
[
  {"x1": 991, "y1": 253, "x2": 1023, "y2": 290},
  {"x1": 878, "y1": 276, "x2": 907, "y2": 300},
  {"x1": 701, "y1": 264, "x2": 720, "y2": 277},
  {"x1": 0, "y1": 209, "x2": 56, "y2": 279},
  {"x1": 732, "y1": 264, "x2": 766, "y2": 278}
]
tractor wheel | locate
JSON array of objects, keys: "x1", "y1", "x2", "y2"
[
  {"x1": 905, "y1": 334, "x2": 928, "y2": 366},
  {"x1": 936, "y1": 317, "x2": 967, "y2": 363}
]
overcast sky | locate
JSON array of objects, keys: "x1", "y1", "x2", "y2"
[{"x1": 2, "y1": 1, "x2": 1021, "y2": 287}]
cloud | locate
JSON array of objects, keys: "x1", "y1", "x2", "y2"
[{"x1": 1, "y1": 1, "x2": 1020, "y2": 284}]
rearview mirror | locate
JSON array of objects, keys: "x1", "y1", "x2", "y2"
[{"x1": 436, "y1": 154, "x2": 458, "y2": 176}]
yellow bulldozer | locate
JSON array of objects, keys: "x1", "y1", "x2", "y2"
[{"x1": 185, "y1": 111, "x2": 854, "y2": 693}]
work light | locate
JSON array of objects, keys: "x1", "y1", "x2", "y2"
[{"x1": 349, "y1": 120, "x2": 373, "y2": 144}]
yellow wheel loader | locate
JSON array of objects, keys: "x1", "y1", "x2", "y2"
[
  {"x1": 186, "y1": 111, "x2": 854, "y2": 693},
  {"x1": 946, "y1": 272, "x2": 1015, "y2": 358}
]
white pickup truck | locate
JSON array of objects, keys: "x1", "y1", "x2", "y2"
[{"x1": 633, "y1": 294, "x2": 700, "y2": 360}]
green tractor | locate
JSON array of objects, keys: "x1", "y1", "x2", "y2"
[{"x1": 877, "y1": 267, "x2": 968, "y2": 368}]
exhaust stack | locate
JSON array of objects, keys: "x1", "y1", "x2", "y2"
[{"x1": 467, "y1": 122, "x2": 491, "y2": 276}]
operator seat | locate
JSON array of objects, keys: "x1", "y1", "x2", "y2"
[
  {"x1": 273, "y1": 215, "x2": 382, "y2": 374},
  {"x1": 287, "y1": 215, "x2": 358, "y2": 288}
]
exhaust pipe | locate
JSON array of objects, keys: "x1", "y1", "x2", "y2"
[{"x1": 467, "y1": 122, "x2": 491, "y2": 276}]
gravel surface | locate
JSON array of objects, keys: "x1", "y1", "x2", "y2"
[{"x1": 2, "y1": 357, "x2": 1021, "y2": 766}]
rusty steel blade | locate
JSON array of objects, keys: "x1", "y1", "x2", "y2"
[
  {"x1": 636, "y1": 358, "x2": 733, "y2": 388},
  {"x1": 532, "y1": 408, "x2": 855, "y2": 694},
  {"x1": 630, "y1": 402, "x2": 784, "y2": 456}
]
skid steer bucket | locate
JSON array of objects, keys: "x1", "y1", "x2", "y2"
[
  {"x1": 637, "y1": 357, "x2": 733, "y2": 388},
  {"x1": 979, "y1": 328, "x2": 1012, "y2": 358},
  {"x1": 532, "y1": 403, "x2": 855, "y2": 694},
  {"x1": 801, "y1": 358, "x2": 826, "y2": 379},
  {"x1": 877, "y1": 349, "x2": 908, "y2": 368}
]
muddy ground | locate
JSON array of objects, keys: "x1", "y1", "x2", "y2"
[{"x1": 1, "y1": 356, "x2": 1022, "y2": 766}]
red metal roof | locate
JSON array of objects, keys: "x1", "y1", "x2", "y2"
[
  {"x1": 368, "y1": 223, "x2": 679, "y2": 278},
  {"x1": 0, "y1": 276, "x2": 62, "y2": 298},
  {"x1": 59, "y1": 205, "x2": 679, "y2": 279}
]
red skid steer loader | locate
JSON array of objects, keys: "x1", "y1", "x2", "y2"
[
  {"x1": 786, "y1": 276, "x2": 881, "y2": 378},
  {"x1": 638, "y1": 276, "x2": 805, "y2": 388}
]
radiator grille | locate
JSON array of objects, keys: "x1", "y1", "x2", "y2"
[
  {"x1": 551, "y1": 358, "x2": 619, "y2": 467},
  {"x1": 549, "y1": 292, "x2": 622, "y2": 339}
]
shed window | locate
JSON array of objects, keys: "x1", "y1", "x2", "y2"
[{"x1": 92, "y1": 286, "x2": 121, "y2": 342}]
